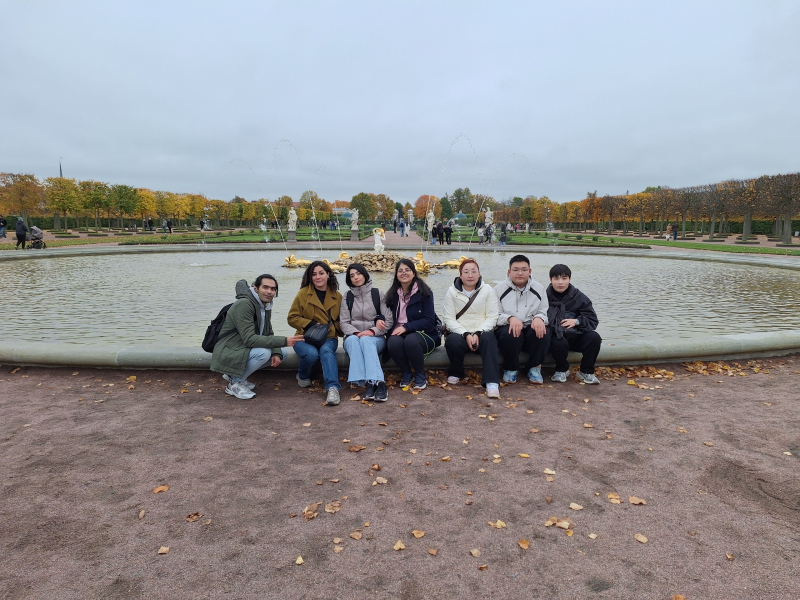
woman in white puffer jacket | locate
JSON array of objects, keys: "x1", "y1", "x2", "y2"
[{"x1": 442, "y1": 259, "x2": 501, "y2": 398}]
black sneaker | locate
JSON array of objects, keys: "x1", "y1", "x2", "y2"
[
  {"x1": 363, "y1": 382, "x2": 376, "y2": 400},
  {"x1": 374, "y1": 381, "x2": 388, "y2": 402},
  {"x1": 413, "y1": 373, "x2": 427, "y2": 390},
  {"x1": 400, "y1": 372, "x2": 413, "y2": 387}
]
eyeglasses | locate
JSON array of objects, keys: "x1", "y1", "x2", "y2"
[{"x1": 510, "y1": 268, "x2": 530, "y2": 273}]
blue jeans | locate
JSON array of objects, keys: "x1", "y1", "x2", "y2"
[
  {"x1": 0, "y1": 226, "x2": 5, "y2": 238},
  {"x1": 294, "y1": 338, "x2": 341, "y2": 390},
  {"x1": 343, "y1": 335, "x2": 386, "y2": 384},
  {"x1": 231, "y1": 347, "x2": 287, "y2": 384}
]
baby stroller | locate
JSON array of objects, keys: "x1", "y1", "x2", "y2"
[{"x1": 29, "y1": 226, "x2": 47, "y2": 249}]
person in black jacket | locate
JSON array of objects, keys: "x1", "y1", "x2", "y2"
[
  {"x1": 546, "y1": 264, "x2": 602, "y2": 384},
  {"x1": 444, "y1": 222, "x2": 452, "y2": 245},
  {"x1": 385, "y1": 259, "x2": 441, "y2": 390},
  {"x1": 15, "y1": 217, "x2": 28, "y2": 249}
]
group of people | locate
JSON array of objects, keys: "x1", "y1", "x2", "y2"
[
  {"x1": 429, "y1": 221, "x2": 454, "y2": 245},
  {"x1": 211, "y1": 254, "x2": 602, "y2": 404}
]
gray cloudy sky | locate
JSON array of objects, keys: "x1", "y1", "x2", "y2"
[{"x1": 2, "y1": 1, "x2": 799, "y2": 205}]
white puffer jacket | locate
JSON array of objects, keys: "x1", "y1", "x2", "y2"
[{"x1": 442, "y1": 277, "x2": 499, "y2": 336}]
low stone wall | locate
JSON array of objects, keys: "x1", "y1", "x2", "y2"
[{"x1": 3, "y1": 330, "x2": 800, "y2": 370}]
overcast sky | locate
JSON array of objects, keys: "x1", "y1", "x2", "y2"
[{"x1": 2, "y1": 1, "x2": 799, "y2": 205}]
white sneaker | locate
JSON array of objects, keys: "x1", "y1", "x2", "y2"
[
  {"x1": 577, "y1": 372, "x2": 600, "y2": 385},
  {"x1": 486, "y1": 383, "x2": 501, "y2": 398},
  {"x1": 326, "y1": 388, "x2": 341, "y2": 406},
  {"x1": 551, "y1": 371, "x2": 568, "y2": 383},
  {"x1": 447, "y1": 376, "x2": 460, "y2": 385},
  {"x1": 225, "y1": 382, "x2": 256, "y2": 400},
  {"x1": 296, "y1": 373, "x2": 312, "y2": 388},
  {"x1": 223, "y1": 374, "x2": 255, "y2": 390}
]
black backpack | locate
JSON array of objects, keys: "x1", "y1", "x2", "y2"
[
  {"x1": 346, "y1": 288, "x2": 384, "y2": 324},
  {"x1": 202, "y1": 302, "x2": 258, "y2": 352}
]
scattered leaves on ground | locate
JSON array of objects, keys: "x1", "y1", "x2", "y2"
[
  {"x1": 488, "y1": 519, "x2": 507, "y2": 529},
  {"x1": 302, "y1": 503, "x2": 320, "y2": 521},
  {"x1": 152, "y1": 485, "x2": 169, "y2": 494},
  {"x1": 324, "y1": 501, "x2": 342, "y2": 514}
]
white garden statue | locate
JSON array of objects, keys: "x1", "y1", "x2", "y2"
[
  {"x1": 287, "y1": 207, "x2": 298, "y2": 231},
  {"x1": 426, "y1": 209, "x2": 435, "y2": 236},
  {"x1": 350, "y1": 208, "x2": 359, "y2": 230},
  {"x1": 484, "y1": 207, "x2": 493, "y2": 228},
  {"x1": 373, "y1": 227, "x2": 386, "y2": 253}
]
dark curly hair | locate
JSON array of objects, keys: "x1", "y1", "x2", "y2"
[{"x1": 301, "y1": 260, "x2": 339, "y2": 291}]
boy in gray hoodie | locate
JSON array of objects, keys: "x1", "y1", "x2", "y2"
[{"x1": 493, "y1": 254, "x2": 550, "y2": 384}]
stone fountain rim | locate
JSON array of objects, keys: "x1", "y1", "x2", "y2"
[{"x1": 1, "y1": 244, "x2": 799, "y2": 368}]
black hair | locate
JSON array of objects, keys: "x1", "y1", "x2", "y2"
[
  {"x1": 549, "y1": 263, "x2": 572, "y2": 279},
  {"x1": 301, "y1": 260, "x2": 339, "y2": 291},
  {"x1": 254, "y1": 274, "x2": 279, "y2": 296},
  {"x1": 508, "y1": 254, "x2": 530, "y2": 268},
  {"x1": 385, "y1": 258, "x2": 431, "y2": 308},
  {"x1": 345, "y1": 263, "x2": 371, "y2": 288}
]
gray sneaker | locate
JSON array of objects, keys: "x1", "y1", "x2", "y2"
[
  {"x1": 551, "y1": 371, "x2": 568, "y2": 383},
  {"x1": 225, "y1": 381, "x2": 256, "y2": 400},
  {"x1": 325, "y1": 388, "x2": 341, "y2": 406},
  {"x1": 223, "y1": 374, "x2": 255, "y2": 390},
  {"x1": 577, "y1": 372, "x2": 600, "y2": 385},
  {"x1": 296, "y1": 373, "x2": 312, "y2": 388}
]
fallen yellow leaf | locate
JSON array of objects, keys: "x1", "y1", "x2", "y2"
[
  {"x1": 543, "y1": 468, "x2": 556, "y2": 475},
  {"x1": 478, "y1": 564, "x2": 488, "y2": 570},
  {"x1": 394, "y1": 540, "x2": 405, "y2": 551},
  {"x1": 588, "y1": 533, "x2": 598, "y2": 539},
  {"x1": 157, "y1": 546, "x2": 169, "y2": 555},
  {"x1": 518, "y1": 539, "x2": 530, "y2": 549},
  {"x1": 295, "y1": 556, "x2": 304, "y2": 565},
  {"x1": 152, "y1": 485, "x2": 169, "y2": 494},
  {"x1": 569, "y1": 503, "x2": 583, "y2": 511},
  {"x1": 634, "y1": 533, "x2": 648, "y2": 543},
  {"x1": 138, "y1": 509, "x2": 145, "y2": 519},
  {"x1": 302, "y1": 423, "x2": 311, "y2": 427},
  {"x1": 350, "y1": 531, "x2": 362, "y2": 540},
  {"x1": 469, "y1": 549, "x2": 481, "y2": 557},
  {"x1": 440, "y1": 456, "x2": 451, "y2": 462},
  {"x1": 583, "y1": 423, "x2": 594, "y2": 428},
  {"x1": 518, "y1": 453, "x2": 530, "y2": 458},
  {"x1": 333, "y1": 546, "x2": 344, "y2": 553},
  {"x1": 725, "y1": 553, "x2": 734, "y2": 561},
  {"x1": 629, "y1": 496, "x2": 647, "y2": 505},
  {"x1": 428, "y1": 548, "x2": 438, "y2": 556},
  {"x1": 185, "y1": 512, "x2": 202, "y2": 522},
  {"x1": 565, "y1": 530, "x2": 574, "y2": 537},
  {"x1": 412, "y1": 530, "x2": 425, "y2": 538},
  {"x1": 488, "y1": 519, "x2": 507, "y2": 529}
]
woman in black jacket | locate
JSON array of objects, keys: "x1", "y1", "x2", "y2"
[
  {"x1": 385, "y1": 259, "x2": 441, "y2": 390},
  {"x1": 546, "y1": 263, "x2": 602, "y2": 385},
  {"x1": 15, "y1": 217, "x2": 28, "y2": 250}
]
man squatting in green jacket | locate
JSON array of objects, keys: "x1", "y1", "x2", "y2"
[{"x1": 211, "y1": 274, "x2": 304, "y2": 400}]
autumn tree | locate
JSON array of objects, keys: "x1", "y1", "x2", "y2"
[
  {"x1": 79, "y1": 180, "x2": 110, "y2": 229},
  {"x1": 44, "y1": 177, "x2": 80, "y2": 229},
  {"x1": 0, "y1": 173, "x2": 43, "y2": 225},
  {"x1": 372, "y1": 193, "x2": 395, "y2": 221},
  {"x1": 350, "y1": 192, "x2": 377, "y2": 220},
  {"x1": 414, "y1": 195, "x2": 441, "y2": 220}
]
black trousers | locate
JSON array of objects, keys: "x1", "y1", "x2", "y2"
[
  {"x1": 445, "y1": 232, "x2": 452, "y2": 244},
  {"x1": 549, "y1": 331, "x2": 602, "y2": 374},
  {"x1": 15, "y1": 233, "x2": 26, "y2": 249},
  {"x1": 387, "y1": 334, "x2": 428, "y2": 376},
  {"x1": 445, "y1": 331, "x2": 500, "y2": 385},
  {"x1": 495, "y1": 324, "x2": 551, "y2": 371},
  {"x1": 437, "y1": 232, "x2": 444, "y2": 244}
]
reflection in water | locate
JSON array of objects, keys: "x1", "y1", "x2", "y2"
[{"x1": 2, "y1": 251, "x2": 799, "y2": 345}]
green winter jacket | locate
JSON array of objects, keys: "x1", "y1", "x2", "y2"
[{"x1": 210, "y1": 279, "x2": 287, "y2": 377}]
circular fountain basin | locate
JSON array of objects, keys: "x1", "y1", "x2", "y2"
[{"x1": 2, "y1": 245, "x2": 799, "y2": 368}]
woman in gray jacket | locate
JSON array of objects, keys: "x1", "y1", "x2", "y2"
[{"x1": 340, "y1": 263, "x2": 393, "y2": 401}]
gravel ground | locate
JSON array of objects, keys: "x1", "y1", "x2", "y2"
[{"x1": 1, "y1": 358, "x2": 799, "y2": 600}]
